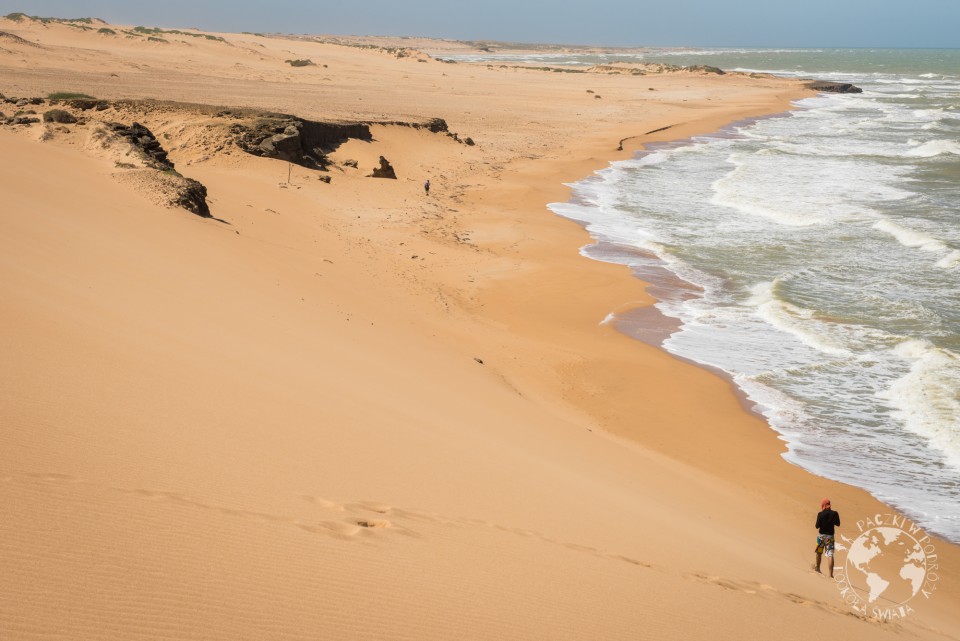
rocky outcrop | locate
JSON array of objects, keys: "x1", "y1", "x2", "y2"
[
  {"x1": 2, "y1": 95, "x2": 44, "y2": 106},
  {"x1": 58, "y1": 98, "x2": 110, "y2": 111},
  {"x1": 232, "y1": 116, "x2": 372, "y2": 169},
  {"x1": 231, "y1": 114, "x2": 471, "y2": 168},
  {"x1": 43, "y1": 109, "x2": 77, "y2": 123},
  {"x1": 807, "y1": 81, "x2": 863, "y2": 94},
  {"x1": 105, "y1": 122, "x2": 173, "y2": 169},
  {"x1": 258, "y1": 124, "x2": 303, "y2": 159},
  {"x1": 369, "y1": 156, "x2": 397, "y2": 179},
  {"x1": 104, "y1": 121, "x2": 211, "y2": 217},
  {"x1": 169, "y1": 176, "x2": 210, "y2": 218},
  {"x1": 687, "y1": 65, "x2": 725, "y2": 75},
  {"x1": 422, "y1": 118, "x2": 448, "y2": 133}
]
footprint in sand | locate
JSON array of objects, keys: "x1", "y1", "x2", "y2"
[
  {"x1": 356, "y1": 519, "x2": 391, "y2": 529},
  {"x1": 27, "y1": 472, "x2": 78, "y2": 483},
  {"x1": 301, "y1": 495, "x2": 346, "y2": 512},
  {"x1": 297, "y1": 518, "x2": 392, "y2": 538}
]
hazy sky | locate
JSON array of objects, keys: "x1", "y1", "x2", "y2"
[{"x1": 2, "y1": 0, "x2": 957, "y2": 48}]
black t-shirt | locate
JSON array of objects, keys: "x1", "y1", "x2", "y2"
[{"x1": 816, "y1": 509, "x2": 841, "y2": 535}]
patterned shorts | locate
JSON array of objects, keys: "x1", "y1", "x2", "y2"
[{"x1": 817, "y1": 534, "x2": 835, "y2": 558}]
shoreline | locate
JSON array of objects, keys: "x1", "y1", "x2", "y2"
[
  {"x1": 549, "y1": 104, "x2": 960, "y2": 546},
  {"x1": 466, "y1": 91, "x2": 960, "y2": 613},
  {"x1": 2, "y1": 18, "x2": 958, "y2": 639}
]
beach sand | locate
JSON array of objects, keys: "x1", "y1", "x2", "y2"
[{"x1": 1, "y1": 17, "x2": 957, "y2": 640}]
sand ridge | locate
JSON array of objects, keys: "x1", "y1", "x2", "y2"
[{"x1": 1, "y1": 15, "x2": 958, "y2": 641}]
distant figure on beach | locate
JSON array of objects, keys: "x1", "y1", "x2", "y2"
[
  {"x1": 424, "y1": 179, "x2": 430, "y2": 195},
  {"x1": 815, "y1": 498, "x2": 841, "y2": 577}
]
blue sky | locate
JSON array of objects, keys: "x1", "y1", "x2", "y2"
[{"x1": 2, "y1": 0, "x2": 957, "y2": 48}]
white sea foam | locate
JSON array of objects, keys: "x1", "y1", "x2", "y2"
[
  {"x1": 937, "y1": 250, "x2": 960, "y2": 269},
  {"x1": 711, "y1": 155, "x2": 830, "y2": 226},
  {"x1": 873, "y1": 219, "x2": 949, "y2": 253},
  {"x1": 879, "y1": 341, "x2": 960, "y2": 471},
  {"x1": 736, "y1": 373, "x2": 812, "y2": 429},
  {"x1": 632, "y1": 151, "x2": 671, "y2": 166},
  {"x1": 748, "y1": 281, "x2": 852, "y2": 357},
  {"x1": 905, "y1": 139, "x2": 960, "y2": 157},
  {"x1": 710, "y1": 149, "x2": 908, "y2": 226}
]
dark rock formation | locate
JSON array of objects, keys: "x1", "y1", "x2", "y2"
[
  {"x1": 105, "y1": 122, "x2": 173, "y2": 169},
  {"x1": 232, "y1": 116, "x2": 372, "y2": 169},
  {"x1": 807, "y1": 81, "x2": 863, "y2": 94},
  {"x1": 60, "y1": 98, "x2": 109, "y2": 111},
  {"x1": 8, "y1": 116, "x2": 39, "y2": 125},
  {"x1": 2, "y1": 95, "x2": 42, "y2": 105},
  {"x1": 172, "y1": 177, "x2": 211, "y2": 218},
  {"x1": 423, "y1": 118, "x2": 448, "y2": 133},
  {"x1": 369, "y1": 156, "x2": 397, "y2": 179},
  {"x1": 43, "y1": 109, "x2": 77, "y2": 123},
  {"x1": 230, "y1": 112, "x2": 468, "y2": 167},
  {"x1": 258, "y1": 123, "x2": 302, "y2": 159},
  {"x1": 688, "y1": 65, "x2": 725, "y2": 75},
  {"x1": 105, "y1": 121, "x2": 211, "y2": 218}
]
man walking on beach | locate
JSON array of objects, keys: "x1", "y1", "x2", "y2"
[
  {"x1": 815, "y1": 498, "x2": 841, "y2": 577},
  {"x1": 424, "y1": 179, "x2": 430, "y2": 195}
]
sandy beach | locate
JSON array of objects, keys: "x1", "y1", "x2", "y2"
[{"x1": 2, "y1": 16, "x2": 958, "y2": 640}]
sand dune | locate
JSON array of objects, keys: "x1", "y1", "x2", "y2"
[{"x1": 1, "y1": 16, "x2": 957, "y2": 640}]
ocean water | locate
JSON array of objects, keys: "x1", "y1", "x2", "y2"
[{"x1": 457, "y1": 49, "x2": 960, "y2": 542}]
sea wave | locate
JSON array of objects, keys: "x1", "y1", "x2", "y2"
[
  {"x1": 936, "y1": 250, "x2": 960, "y2": 269},
  {"x1": 749, "y1": 281, "x2": 851, "y2": 356},
  {"x1": 710, "y1": 148, "x2": 912, "y2": 226},
  {"x1": 878, "y1": 341, "x2": 960, "y2": 471},
  {"x1": 873, "y1": 219, "x2": 950, "y2": 253},
  {"x1": 905, "y1": 139, "x2": 960, "y2": 157}
]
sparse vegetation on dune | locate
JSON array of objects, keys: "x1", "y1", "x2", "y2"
[
  {"x1": 47, "y1": 91, "x2": 95, "y2": 100},
  {"x1": 1, "y1": 13, "x2": 221, "y2": 40},
  {"x1": 132, "y1": 25, "x2": 226, "y2": 42},
  {"x1": 587, "y1": 62, "x2": 725, "y2": 76},
  {"x1": 4, "y1": 13, "x2": 101, "y2": 25},
  {"x1": 285, "y1": 59, "x2": 314, "y2": 67},
  {"x1": 297, "y1": 36, "x2": 426, "y2": 60}
]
